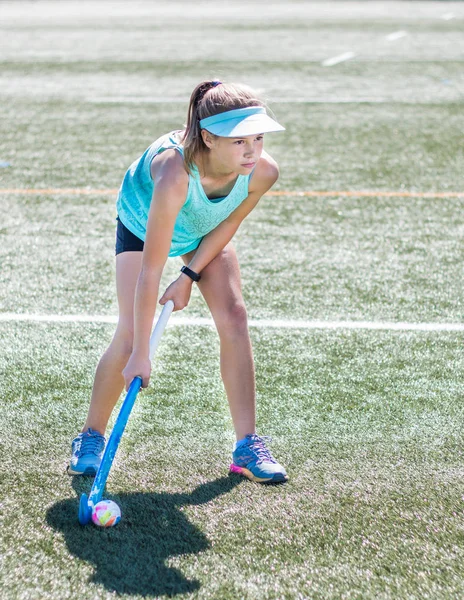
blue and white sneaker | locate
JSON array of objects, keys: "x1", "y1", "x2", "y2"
[
  {"x1": 230, "y1": 434, "x2": 288, "y2": 483},
  {"x1": 67, "y1": 428, "x2": 105, "y2": 476}
]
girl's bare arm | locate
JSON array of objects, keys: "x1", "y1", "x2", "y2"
[
  {"x1": 123, "y1": 150, "x2": 188, "y2": 388},
  {"x1": 187, "y1": 153, "x2": 279, "y2": 275}
]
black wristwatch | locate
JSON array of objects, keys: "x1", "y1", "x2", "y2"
[{"x1": 180, "y1": 265, "x2": 201, "y2": 282}]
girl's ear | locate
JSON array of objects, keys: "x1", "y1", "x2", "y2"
[{"x1": 201, "y1": 129, "x2": 215, "y2": 149}]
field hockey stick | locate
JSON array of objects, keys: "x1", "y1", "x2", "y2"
[{"x1": 78, "y1": 300, "x2": 175, "y2": 525}]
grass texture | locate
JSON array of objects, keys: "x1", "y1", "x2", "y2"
[{"x1": 1, "y1": 323, "x2": 464, "y2": 600}]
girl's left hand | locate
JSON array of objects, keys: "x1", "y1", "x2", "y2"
[{"x1": 159, "y1": 274, "x2": 193, "y2": 311}]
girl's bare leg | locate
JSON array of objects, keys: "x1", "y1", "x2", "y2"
[
  {"x1": 83, "y1": 251, "x2": 143, "y2": 435},
  {"x1": 183, "y1": 244, "x2": 256, "y2": 441},
  {"x1": 85, "y1": 243, "x2": 254, "y2": 440}
]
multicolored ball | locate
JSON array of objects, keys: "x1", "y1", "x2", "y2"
[{"x1": 91, "y1": 500, "x2": 121, "y2": 527}]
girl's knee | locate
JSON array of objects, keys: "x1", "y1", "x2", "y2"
[
  {"x1": 215, "y1": 302, "x2": 249, "y2": 338},
  {"x1": 111, "y1": 324, "x2": 135, "y2": 358}
]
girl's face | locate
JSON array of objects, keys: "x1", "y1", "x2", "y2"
[{"x1": 202, "y1": 132, "x2": 265, "y2": 175}]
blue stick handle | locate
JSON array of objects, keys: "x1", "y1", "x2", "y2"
[
  {"x1": 86, "y1": 300, "x2": 174, "y2": 509},
  {"x1": 88, "y1": 376, "x2": 142, "y2": 507}
]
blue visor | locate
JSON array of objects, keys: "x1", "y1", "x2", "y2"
[{"x1": 199, "y1": 107, "x2": 285, "y2": 137}]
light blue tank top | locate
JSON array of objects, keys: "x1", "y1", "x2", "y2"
[{"x1": 116, "y1": 131, "x2": 252, "y2": 257}]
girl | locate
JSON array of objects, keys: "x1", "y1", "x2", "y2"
[{"x1": 68, "y1": 80, "x2": 287, "y2": 484}]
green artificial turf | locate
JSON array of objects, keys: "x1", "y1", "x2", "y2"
[
  {"x1": 1, "y1": 99, "x2": 463, "y2": 191},
  {"x1": 0, "y1": 190, "x2": 463, "y2": 323},
  {"x1": 1, "y1": 323, "x2": 464, "y2": 599}
]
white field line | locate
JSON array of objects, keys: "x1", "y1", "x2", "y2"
[
  {"x1": 322, "y1": 52, "x2": 356, "y2": 67},
  {"x1": 441, "y1": 12, "x2": 455, "y2": 21},
  {"x1": 1, "y1": 313, "x2": 464, "y2": 332},
  {"x1": 385, "y1": 30, "x2": 407, "y2": 41},
  {"x1": 87, "y1": 97, "x2": 187, "y2": 104},
  {"x1": 86, "y1": 96, "x2": 389, "y2": 105}
]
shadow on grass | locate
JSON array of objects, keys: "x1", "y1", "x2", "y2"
[{"x1": 46, "y1": 474, "x2": 242, "y2": 597}]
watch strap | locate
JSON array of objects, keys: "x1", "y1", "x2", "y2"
[{"x1": 180, "y1": 265, "x2": 201, "y2": 282}]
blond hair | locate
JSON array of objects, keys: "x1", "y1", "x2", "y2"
[{"x1": 182, "y1": 81, "x2": 264, "y2": 173}]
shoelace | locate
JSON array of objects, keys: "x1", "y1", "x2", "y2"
[
  {"x1": 77, "y1": 432, "x2": 104, "y2": 456},
  {"x1": 247, "y1": 435, "x2": 277, "y2": 464}
]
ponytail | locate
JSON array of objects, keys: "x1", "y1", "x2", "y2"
[{"x1": 182, "y1": 80, "x2": 264, "y2": 173}]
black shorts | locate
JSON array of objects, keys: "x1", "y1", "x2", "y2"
[{"x1": 115, "y1": 217, "x2": 145, "y2": 255}]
